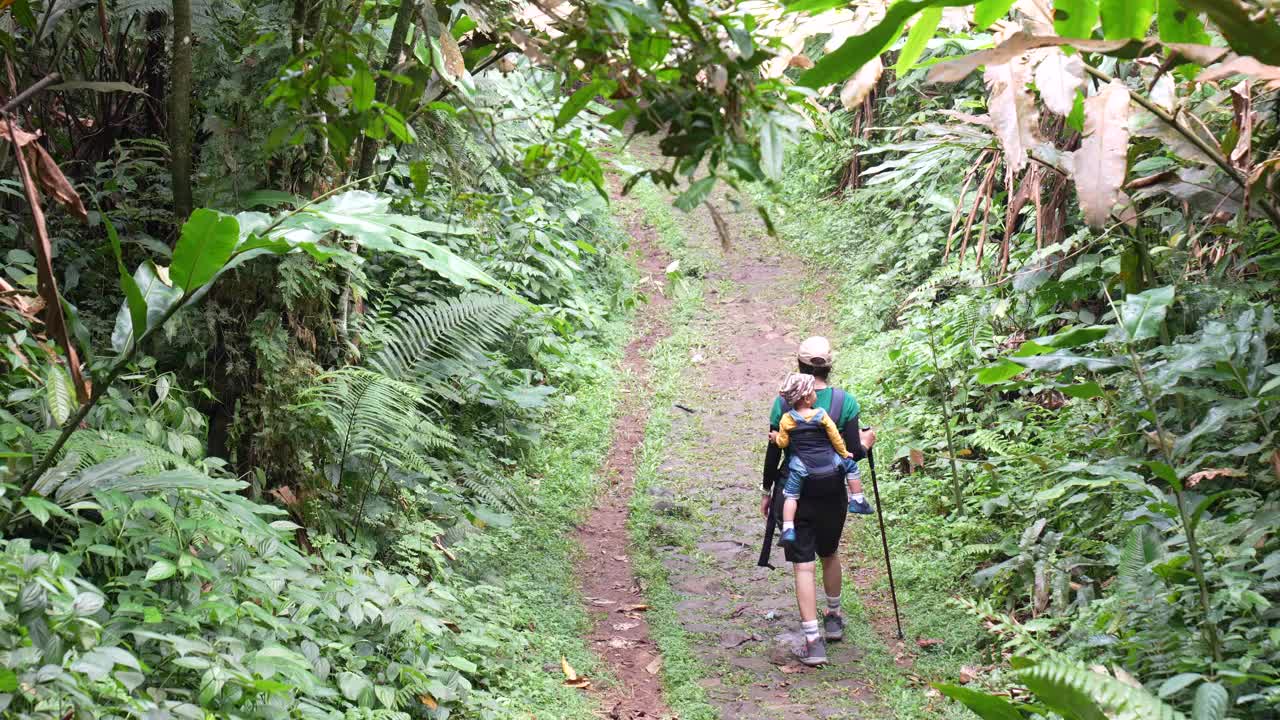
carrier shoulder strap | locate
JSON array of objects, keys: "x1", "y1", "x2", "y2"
[{"x1": 828, "y1": 389, "x2": 847, "y2": 430}]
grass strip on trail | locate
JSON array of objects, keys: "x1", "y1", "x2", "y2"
[{"x1": 622, "y1": 180, "x2": 720, "y2": 720}]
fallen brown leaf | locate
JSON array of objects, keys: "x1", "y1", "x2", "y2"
[
  {"x1": 560, "y1": 657, "x2": 578, "y2": 682},
  {"x1": 1186, "y1": 467, "x2": 1246, "y2": 487},
  {"x1": 419, "y1": 693, "x2": 438, "y2": 709},
  {"x1": 959, "y1": 665, "x2": 978, "y2": 684},
  {"x1": 916, "y1": 637, "x2": 944, "y2": 649},
  {"x1": 644, "y1": 656, "x2": 662, "y2": 675},
  {"x1": 778, "y1": 664, "x2": 807, "y2": 674}
]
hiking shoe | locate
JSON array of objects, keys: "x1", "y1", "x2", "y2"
[
  {"x1": 800, "y1": 634, "x2": 828, "y2": 666},
  {"x1": 823, "y1": 612, "x2": 845, "y2": 641},
  {"x1": 848, "y1": 496, "x2": 873, "y2": 515},
  {"x1": 780, "y1": 528, "x2": 796, "y2": 546}
]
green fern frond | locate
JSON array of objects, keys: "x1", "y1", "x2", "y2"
[
  {"x1": 457, "y1": 471, "x2": 525, "y2": 511},
  {"x1": 1018, "y1": 661, "x2": 1187, "y2": 720},
  {"x1": 368, "y1": 293, "x2": 525, "y2": 381},
  {"x1": 299, "y1": 368, "x2": 445, "y2": 478},
  {"x1": 33, "y1": 429, "x2": 196, "y2": 472}
]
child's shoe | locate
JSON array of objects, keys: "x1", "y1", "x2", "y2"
[
  {"x1": 848, "y1": 496, "x2": 873, "y2": 515},
  {"x1": 780, "y1": 528, "x2": 797, "y2": 545}
]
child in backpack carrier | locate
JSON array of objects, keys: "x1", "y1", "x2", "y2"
[{"x1": 775, "y1": 373, "x2": 863, "y2": 546}]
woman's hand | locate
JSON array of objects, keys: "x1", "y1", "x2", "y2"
[
  {"x1": 860, "y1": 427, "x2": 877, "y2": 450},
  {"x1": 760, "y1": 493, "x2": 771, "y2": 517},
  {"x1": 767, "y1": 430, "x2": 778, "y2": 445}
]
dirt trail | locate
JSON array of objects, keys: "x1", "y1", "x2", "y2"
[
  {"x1": 580, "y1": 141, "x2": 908, "y2": 719},
  {"x1": 622, "y1": 143, "x2": 894, "y2": 718},
  {"x1": 573, "y1": 176, "x2": 675, "y2": 720}
]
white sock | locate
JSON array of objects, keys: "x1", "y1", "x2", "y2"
[
  {"x1": 851, "y1": 493, "x2": 865, "y2": 502},
  {"x1": 782, "y1": 521, "x2": 795, "y2": 532},
  {"x1": 827, "y1": 595, "x2": 841, "y2": 615},
  {"x1": 801, "y1": 619, "x2": 821, "y2": 641}
]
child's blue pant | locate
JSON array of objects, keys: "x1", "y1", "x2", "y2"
[{"x1": 782, "y1": 455, "x2": 860, "y2": 499}]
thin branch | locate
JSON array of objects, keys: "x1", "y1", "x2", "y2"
[{"x1": 0, "y1": 73, "x2": 62, "y2": 114}]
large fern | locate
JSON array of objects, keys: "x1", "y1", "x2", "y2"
[
  {"x1": 1017, "y1": 661, "x2": 1187, "y2": 720},
  {"x1": 368, "y1": 293, "x2": 525, "y2": 385},
  {"x1": 32, "y1": 429, "x2": 196, "y2": 472},
  {"x1": 298, "y1": 368, "x2": 448, "y2": 481}
]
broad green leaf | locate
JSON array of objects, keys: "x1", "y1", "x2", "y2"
[
  {"x1": 1100, "y1": 0, "x2": 1154, "y2": 39},
  {"x1": 895, "y1": 7, "x2": 943, "y2": 74},
  {"x1": 50, "y1": 80, "x2": 146, "y2": 94},
  {"x1": 45, "y1": 363, "x2": 74, "y2": 425},
  {"x1": 673, "y1": 177, "x2": 716, "y2": 212},
  {"x1": 1157, "y1": 672, "x2": 1201, "y2": 698},
  {"x1": 976, "y1": 359, "x2": 1025, "y2": 384},
  {"x1": 1191, "y1": 682, "x2": 1227, "y2": 720},
  {"x1": 112, "y1": 261, "x2": 183, "y2": 353},
  {"x1": 1038, "y1": 325, "x2": 1110, "y2": 349},
  {"x1": 934, "y1": 682, "x2": 1024, "y2": 720},
  {"x1": 1156, "y1": 0, "x2": 1209, "y2": 44},
  {"x1": 104, "y1": 214, "x2": 147, "y2": 350},
  {"x1": 799, "y1": 0, "x2": 977, "y2": 88},
  {"x1": 337, "y1": 671, "x2": 372, "y2": 701},
  {"x1": 974, "y1": 0, "x2": 1016, "y2": 29},
  {"x1": 1114, "y1": 286, "x2": 1175, "y2": 342},
  {"x1": 631, "y1": 34, "x2": 671, "y2": 69},
  {"x1": 1054, "y1": 0, "x2": 1099, "y2": 38},
  {"x1": 1182, "y1": 0, "x2": 1280, "y2": 64},
  {"x1": 760, "y1": 117, "x2": 785, "y2": 180},
  {"x1": 145, "y1": 559, "x2": 177, "y2": 582},
  {"x1": 555, "y1": 80, "x2": 604, "y2": 130},
  {"x1": 1146, "y1": 460, "x2": 1180, "y2": 488},
  {"x1": 1067, "y1": 89, "x2": 1086, "y2": 131},
  {"x1": 0, "y1": 668, "x2": 16, "y2": 692},
  {"x1": 1060, "y1": 381, "x2": 1103, "y2": 398},
  {"x1": 20, "y1": 495, "x2": 66, "y2": 525},
  {"x1": 350, "y1": 68, "x2": 375, "y2": 112},
  {"x1": 170, "y1": 209, "x2": 240, "y2": 292},
  {"x1": 1012, "y1": 353, "x2": 1125, "y2": 372}
]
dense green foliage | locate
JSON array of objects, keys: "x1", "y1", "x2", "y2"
[{"x1": 5, "y1": 0, "x2": 1280, "y2": 717}]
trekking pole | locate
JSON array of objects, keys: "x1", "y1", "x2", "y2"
[{"x1": 866, "y1": 443, "x2": 904, "y2": 640}]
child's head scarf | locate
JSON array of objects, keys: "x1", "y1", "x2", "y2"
[{"x1": 779, "y1": 372, "x2": 816, "y2": 407}]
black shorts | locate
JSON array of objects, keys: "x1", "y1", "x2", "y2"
[{"x1": 783, "y1": 490, "x2": 848, "y2": 564}]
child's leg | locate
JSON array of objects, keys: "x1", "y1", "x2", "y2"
[
  {"x1": 783, "y1": 496, "x2": 798, "y2": 523},
  {"x1": 781, "y1": 464, "x2": 806, "y2": 539},
  {"x1": 841, "y1": 457, "x2": 872, "y2": 513}
]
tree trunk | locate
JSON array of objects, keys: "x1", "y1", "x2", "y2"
[
  {"x1": 170, "y1": 0, "x2": 193, "y2": 221},
  {"x1": 354, "y1": 0, "x2": 417, "y2": 182}
]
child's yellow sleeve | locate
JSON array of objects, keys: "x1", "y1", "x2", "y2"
[
  {"x1": 821, "y1": 413, "x2": 851, "y2": 457},
  {"x1": 776, "y1": 413, "x2": 796, "y2": 449}
]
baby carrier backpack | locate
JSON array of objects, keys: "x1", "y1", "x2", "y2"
[
  {"x1": 779, "y1": 390, "x2": 847, "y2": 496},
  {"x1": 758, "y1": 390, "x2": 848, "y2": 568}
]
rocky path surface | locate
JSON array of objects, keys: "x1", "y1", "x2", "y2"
[{"x1": 625, "y1": 143, "x2": 892, "y2": 719}]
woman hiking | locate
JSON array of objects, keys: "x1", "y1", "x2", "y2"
[{"x1": 760, "y1": 336, "x2": 875, "y2": 666}]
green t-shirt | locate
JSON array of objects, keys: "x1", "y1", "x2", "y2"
[{"x1": 769, "y1": 387, "x2": 861, "y2": 431}]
